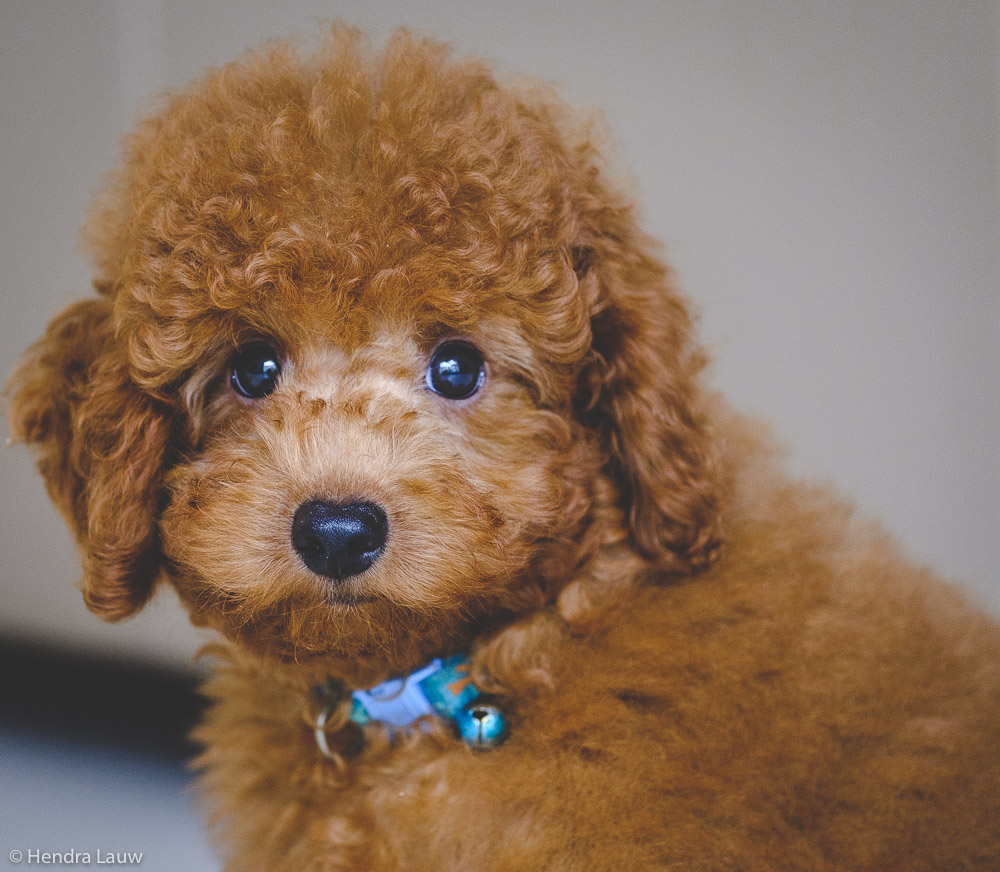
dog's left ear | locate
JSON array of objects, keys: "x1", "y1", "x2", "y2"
[
  {"x1": 572, "y1": 185, "x2": 720, "y2": 576},
  {"x1": 6, "y1": 295, "x2": 172, "y2": 620}
]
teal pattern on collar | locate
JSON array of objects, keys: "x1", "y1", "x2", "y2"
[{"x1": 349, "y1": 654, "x2": 481, "y2": 729}]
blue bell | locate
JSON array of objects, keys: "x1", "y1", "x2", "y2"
[{"x1": 454, "y1": 699, "x2": 508, "y2": 749}]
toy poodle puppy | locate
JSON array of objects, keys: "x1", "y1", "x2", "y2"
[{"x1": 8, "y1": 27, "x2": 1000, "y2": 872}]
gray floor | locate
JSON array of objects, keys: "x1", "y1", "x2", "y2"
[{"x1": 1, "y1": 728, "x2": 218, "y2": 871}]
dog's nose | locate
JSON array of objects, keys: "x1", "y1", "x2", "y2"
[{"x1": 292, "y1": 500, "x2": 388, "y2": 580}]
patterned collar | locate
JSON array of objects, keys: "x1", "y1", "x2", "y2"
[{"x1": 312, "y1": 654, "x2": 508, "y2": 756}]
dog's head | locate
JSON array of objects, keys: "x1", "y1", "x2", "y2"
[{"x1": 7, "y1": 29, "x2": 718, "y2": 672}]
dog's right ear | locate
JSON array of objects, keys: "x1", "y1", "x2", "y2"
[{"x1": 6, "y1": 295, "x2": 172, "y2": 620}]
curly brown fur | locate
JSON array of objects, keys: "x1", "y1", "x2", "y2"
[{"x1": 7, "y1": 26, "x2": 999, "y2": 871}]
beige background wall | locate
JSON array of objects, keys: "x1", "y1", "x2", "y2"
[{"x1": 2, "y1": 0, "x2": 997, "y2": 668}]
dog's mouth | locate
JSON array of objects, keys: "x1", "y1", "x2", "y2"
[{"x1": 322, "y1": 589, "x2": 379, "y2": 608}]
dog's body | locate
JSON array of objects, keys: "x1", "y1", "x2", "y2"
[
  {"x1": 7, "y1": 28, "x2": 999, "y2": 871},
  {"x1": 197, "y1": 427, "x2": 1000, "y2": 871}
]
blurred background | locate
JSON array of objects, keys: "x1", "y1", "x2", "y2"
[{"x1": 1, "y1": 2, "x2": 997, "y2": 870}]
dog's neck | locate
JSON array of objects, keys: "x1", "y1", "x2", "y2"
[{"x1": 198, "y1": 536, "x2": 655, "y2": 771}]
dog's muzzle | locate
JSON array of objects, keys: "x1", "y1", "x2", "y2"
[{"x1": 292, "y1": 500, "x2": 388, "y2": 580}]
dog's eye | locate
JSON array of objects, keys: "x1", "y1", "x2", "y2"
[
  {"x1": 427, "y1": 341, "x2": 485, "y2": 400},
  {"x1": 230, "y1": 342, "x2": 282, "y2": 399}
]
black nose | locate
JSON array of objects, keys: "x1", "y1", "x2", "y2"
[{"x1": 292, "y1": 500, "x2": 388, "y2": 580}]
